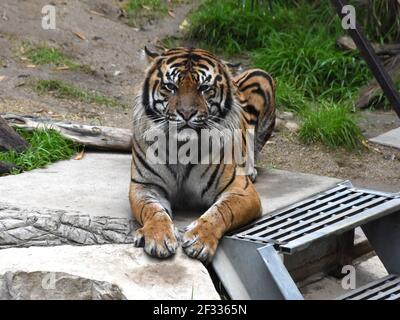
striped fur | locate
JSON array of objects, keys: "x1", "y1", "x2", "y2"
[{"x1": 129, "y1": 47, "x2": 275, "y2": 262}]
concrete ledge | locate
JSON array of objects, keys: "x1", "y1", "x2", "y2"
[
  {"x1": 0, "y1": 152, "x2": 341, "y2": 227},
  {"x1": 369, "y1": 127, "x2": 400, "y2": 150},
  {"x1": 0, "y1": 244, "x2": 220, "y2": 300}
]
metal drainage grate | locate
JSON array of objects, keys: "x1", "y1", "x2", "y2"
[
  {"x1": 231, "y1": 181, "x2": 400, "y2": 254},
  {"x1": 338, "y1": 275, "x2": 400, "y2": 300}
]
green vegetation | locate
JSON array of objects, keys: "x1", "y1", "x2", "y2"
[
  {"x1": 0, "y1": 129, "x2": 80, "y2": 174},
  {"x1": 187, "y1": 0, "x2": 371, "y2": 148},
  {"x1": 26, "y1": 46, "x2": 78, "y2": 69},
  {"x1": 122, "y1": 0, "x2": 169, "y2": 26},
  {"x1": 350, "y1": 0, "x2": 400, "y2": 43},
  {"x1": 34, "y1": 79, "x2": 124, "y2": 108},
  {"x1": 121, "y1": 0, "x2": 190, "y2": 26},
  {"x1": 299, "y1": 102, "x2": 363, "y2": 149}
]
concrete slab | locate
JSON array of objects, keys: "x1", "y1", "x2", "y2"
[
  {"x1": 0, "y1": 244, "x2": 220, "y2": 300},
  {"x1": 0, "y1": 152, "x2": 341, "y2": 229},
  {"x1": 300, "y1": 255, "x2": 388, "y2": 300},
  {"x1": 0, "y1": 152, "x2": 132, "y2": 219},
  {"x1": 369, "y1": 127, "x2": 400, "y2": 150}
]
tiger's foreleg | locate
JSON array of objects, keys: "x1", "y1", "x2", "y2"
[
  {"x1": 129, "y1": 183, "x2": 179, "y2": 258},
  {"x1": 182, "y1": 173, "x2": 261, "y2": 263}
]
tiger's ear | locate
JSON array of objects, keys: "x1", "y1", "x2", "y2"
[{"x1": 144, "y1": 46, "x2": 160, "y2": 63}]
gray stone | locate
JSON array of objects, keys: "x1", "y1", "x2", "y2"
[
  {"x1": 0, "y1": 271, "x2": 126, "y2": 300},
  {"x1": 300, "y1": 255, "x2": 388, "y2": 300},
  {"x1": 0, "y1": 244, "x2": 220, "y2": 300},
  {"x1": 0, "y1": 203, "x2": 138, "y2": 249},
  {"x1": 284, "y1": 121, "x2": 300, "y2": 132},
  {"x1": 280, "y1": 111, "x2": 295, "y2": 120},
  {"x1": 370, "y1": 127, "x2": 400, "y2": 150}
]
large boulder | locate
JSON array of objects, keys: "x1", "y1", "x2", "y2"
[{"x1": 0, "y1": 244, "x2": 220, "y2": 300}]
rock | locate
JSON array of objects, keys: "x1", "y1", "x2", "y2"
[
  {"x1": 274, "y1": 118, "x2": 285, "y2": 131},
  {"x1": 285, "y1": 121, "x2": 300, "y2": 132},
  {"x1": 336, "y1": 36, "x2": 357, "y2": 51},
  {"x1": 0, "y1": 161, "x2": 17, "y2": 175},
  {"x1": 0, "y1": 271, "x2": 126, "y2": 300},
  {"x1": 0, "y1": 244, "x2": 220, "y2": 300},
  {"x1": 0, "y1": 202, "x2": 139, "y2": 249},
  {"x1": 280, "y1": 111, "x2": 294, "y2": 120}
]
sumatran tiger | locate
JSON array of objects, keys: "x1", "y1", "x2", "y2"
[{"x1": 130, "y1": 47, "x2": 275, "y2": 263}]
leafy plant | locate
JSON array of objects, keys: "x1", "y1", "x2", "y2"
[{"x1": 0, "y1": 129, "x2": 81, "y2": 174}]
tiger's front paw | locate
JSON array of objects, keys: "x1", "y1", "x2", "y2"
[
  {"x1": 182, "y1": 220, "x2": 219, "y2": 264},
  {"x1": 133, "y1": 217, "x2": 180, "y2": 259}
]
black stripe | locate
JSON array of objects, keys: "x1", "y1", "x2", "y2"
[
  {"x1": 214, "y1": 164, "x2": 226, "y2": 191},
  {"x1": 243, "y1": 104, "x2": 260, "y2": 118},
  {"x1": 247, "y1": 70, "x2": 274, "y2": 88},
  {"x1": 201, "y1": 164, "x2": 221, "y2": 197},
  {"x1": 214, "y1": 167, "x2": 236, "y2": 201},
  {"x1": 132, "y1": 143, "x2": 166, "y2": 184},
  {"x1": 244, "y1": 176, "x2": 250, "y2": 190},
  {"x1": 131, "y1": 153, "x2": 144, "y2": 178},
  {"x1": 131, "y1": 178, "x2": 169, "y2": 199}
]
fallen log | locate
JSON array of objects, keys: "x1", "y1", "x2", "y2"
[
  {"x1": 356, "y1": 55, "x2": 400, "y2": 109},
  {"x1": 0, "y1": 161, "x2": 18, "y2": 175},
  {"x1": 337, "y1": 36, "x2": 400, "y2": 58},
  {"x1": 2, "y1": 114, "x2": 133, "y2": 152},
  {"x1": 0, "y1": 116, "x2": 29, "y2": 152}
]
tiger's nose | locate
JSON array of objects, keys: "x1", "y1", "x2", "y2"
[{"x1": 177, "y1": 109, "x2": 197, "y2": 121}]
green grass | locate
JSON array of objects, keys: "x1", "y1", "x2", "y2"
[
  {"x1": 252, "y1": 30, "x2": 370, "y2": 101},
  {"x1": 34, "y1": 79, "x2": 124, "y2": 108},
  {"x1": 299, "y1": 102, "x2": 363, "y2": 149},
  {"x1": 0, "y1": 129, "x2": 80, "y2": 174},
  {"x1": 187, "y1": 0, "x2": 370, "y2": 148},
  {"x1": 26, "y1": 46, "x2": 78, "y2": 69},
  {"x1": 122, "y1": 0, "x2": 169, "y2": 26}
]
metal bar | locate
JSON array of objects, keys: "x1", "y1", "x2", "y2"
[
  {"x1": 277, "y1": 196, "x2": 386, "y2": 243},
  {"x1": 350, "y1": 278, "x2": 400, "y2": 300},
  {"x1": 243, "y1": 189, "x2": 354, "y2": 236},
  {"x1": 362, "y1": 211, "x2": 400, "y2": 274},
  {"x1": 349, "y1": 277, "x2": 400, "y2": 300},
  {"x1": 232, "y1": 183, "x2": 350, "y2": 235},
  {"x1": 257, "y1": 245, "x2": 303, "y2": 300},
  {"x1": 330, "y1": 0, "x2": 400, "y2": 118},
  {"x1": 251, "y1": 192, "x2": 369, "y2": 239},
  {"x1": 370, "y1": 284, "x2": 400, "y2": 300},
  {"x1": 387, "y1": 293, "x2": 400, "y2": 300},
  {"x1": 212, "y1": 238, "x2": 303, "y2": 299},
  {"x1": 337, "y1": 275, "x2": 398, "y2": 300},
  {"x1": 280, "y1": 198, "x2": 400, "y2": 254}
]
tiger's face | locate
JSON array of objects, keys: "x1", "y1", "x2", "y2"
[{"x1": 140, "y1": 47, "x2": 239, "y2": 132}]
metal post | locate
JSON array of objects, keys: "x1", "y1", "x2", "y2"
[{"x1": 330, "y1": 0, "x2": 400, "y2": 118}]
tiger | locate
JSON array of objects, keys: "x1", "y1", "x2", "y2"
[{"x1": 129, "y1": 47, "x2": 276, "y2": 263}]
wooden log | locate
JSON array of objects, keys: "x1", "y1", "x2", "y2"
[
  {"x1": 356, "y1": 54, "x2": 400, "y2": 109},
  {"x1": 2, "y1": 114, "x2": 133, "y2": 152},
  {"x1": 337, "y1": 36, "x2": 400, "y2": 58},
  {"x1": 0, "y1": 161, "x2": 17, "y2": 175},
  {"x1": 0, "y1": 116, "x2": 29, "y2": 152}
]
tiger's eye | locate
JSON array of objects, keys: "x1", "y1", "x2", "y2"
[
  {"x1": 164, "y1": 83, "x2": 177, "y2": 92},
  {"x1": 199, "y1": 84, "x2": 211, "y2": 93}
]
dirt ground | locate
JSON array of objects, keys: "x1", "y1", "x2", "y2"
[{"x1": 1, "y1": 0, "x2": 399, "y2": 192}]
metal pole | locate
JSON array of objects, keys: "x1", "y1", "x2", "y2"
[{"x1": 330, "y1": 0, "x2": 400, "y2": 118}]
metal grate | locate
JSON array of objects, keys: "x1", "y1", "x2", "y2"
[
  {"x1": 339, "y1": 275, "x2": 400, "y2": 300},
  {"x1": 231, "y1": 181, "x2": 400, "y2": 254}
]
